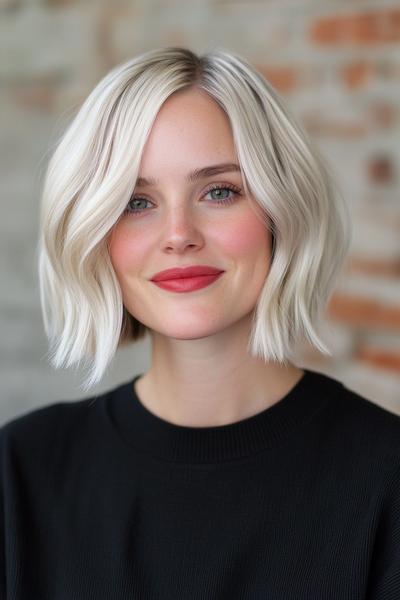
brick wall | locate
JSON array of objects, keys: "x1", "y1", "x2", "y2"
[{"x1": 0, "y1": 0, "x2": 399, "y2": 424}]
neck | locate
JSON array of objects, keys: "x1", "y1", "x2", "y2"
[{"x1": 135, "y1": 318, "x2": 304, "y2": 427}]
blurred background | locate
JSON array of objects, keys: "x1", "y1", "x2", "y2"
[{"x1": 0, "y1": 0, "x2": 399, "y2": 425}]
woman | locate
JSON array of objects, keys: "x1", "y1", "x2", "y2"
[{"x1": 1, "y1": 46, "x2": 399, "y2": 599}]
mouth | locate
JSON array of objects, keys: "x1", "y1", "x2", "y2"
[
  {"x1": 151, "y1": 266, "x2": 224, "y2": 282},
  {"x1": 150, "y1": 272, "x2": 224, "y2": 293}
]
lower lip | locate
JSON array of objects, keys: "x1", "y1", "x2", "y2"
[{"x1": 151, "y1": 272, "x2": 224, "y2": 292}]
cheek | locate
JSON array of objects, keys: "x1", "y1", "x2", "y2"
[
  {"x1": 108, "y1": 225, "x2": 149, "y2": 275},
  {"x1": 217, "y1": 213, "x2": 271, "y2": 258}
]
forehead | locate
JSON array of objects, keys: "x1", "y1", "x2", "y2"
[
  {"x1": 137, "y1": 88, "x2": 237, "y2": 178},
  {"x1": 156, "y1": 87, "x2": 230, "y2": 127}
]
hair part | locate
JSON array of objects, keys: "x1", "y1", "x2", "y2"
[{"x1": 38, "y1": 46, "x2": 352, "y2": 391}]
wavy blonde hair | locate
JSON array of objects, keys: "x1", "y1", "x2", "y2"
[{"x1": 38, "y1": 46, "x2": 352, "y2": 391}]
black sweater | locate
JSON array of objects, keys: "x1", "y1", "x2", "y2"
[{"x1": 1, "y1": 368, "x2": 400, "y2": 599}]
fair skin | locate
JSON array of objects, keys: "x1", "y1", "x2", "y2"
[{"x1": 108, "y1": 87, "x2": 304, "y2": 427}]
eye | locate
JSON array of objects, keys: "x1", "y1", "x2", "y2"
[
  {"x1": 203, "y1": 184, "x2": 242, "y2": 205},
  {"x1": 123, "y1": 183, "x2": 242, "y2": 216},
  {"x1": 124, "y1": 197, "x2": 153, "y2": 215}
]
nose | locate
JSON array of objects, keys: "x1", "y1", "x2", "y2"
[{"x1": 161, "y1": 204, "x2": 204, "y2": 253}]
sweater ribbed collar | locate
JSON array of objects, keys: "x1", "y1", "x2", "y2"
[{"x1": 106, "y1": 368, "x2": 336, "y2": 464}]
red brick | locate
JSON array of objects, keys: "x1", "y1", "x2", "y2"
[
  {"x1": 257, "y1": 65, "x2": 298, "y2": 93},
  {"x1": 327, "y1": 294, "x2": 400, "y2": 330},
  {"x1": 355, "y1": 345, "x2": 400, "y2": 374},
  {"x1": 310, "y1": 9, "x2": 400, "y2": 45},
  {"x1": 340, "y1": 61, "x2": 373, "y2": 89},
  {"x1": 345, "y1": 258, "x2": 400, "y2": 278},
  {"x1": 302, "y1": 114, "x2": 368, "y2": 138},
  {"x1": 10, "y1": 83, "x2": 56, "y2": 112},
  {"x1": 367, "y1": 155, "x2": 395, "y2": 184},
  {"x1": 369, "y1": 102, "x2": 397, "y2": 129}
]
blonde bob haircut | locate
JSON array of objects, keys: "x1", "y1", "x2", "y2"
[{"x1": 38, "y1": 46, "x2": 352, "y2": 391}]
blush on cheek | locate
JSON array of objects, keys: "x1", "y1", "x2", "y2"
[
  {"x1": 219, "y1": 213, "x2": 271, "y2": 257},
  {"x1": 108, "y1": 228, "x2": 130, "y2": 273},
  {"x1": 108, "y1": 225, "x2": 149, "y2": 274}
]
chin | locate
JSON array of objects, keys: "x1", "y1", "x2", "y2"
[{"x1": 151, "y1": 323, "x2": 223, "y2": 341}]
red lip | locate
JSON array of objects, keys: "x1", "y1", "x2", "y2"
[{"x1": 151, "y1": 265, "x2": 224, "y2": 282}]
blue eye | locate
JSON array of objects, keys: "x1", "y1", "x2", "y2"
[
  {"x1": 204, "y1": 185, "x2": 240, "y2": 204},
  {"x1": 123, "y1": 184, "x2": 241, "y2": 216},
  {"x1": 125, "y1": 198, "x2": 152, "y2": 213}
]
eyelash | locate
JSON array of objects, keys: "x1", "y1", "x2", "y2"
[{"x1": 123, "y1": 183, "x2": 242, "y2": 216}]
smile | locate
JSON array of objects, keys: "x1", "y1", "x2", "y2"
[{"x1": 150, "y1": 272, "x2": 223, "y2": 293}]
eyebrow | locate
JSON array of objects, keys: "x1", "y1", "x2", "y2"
[{"x1": 135, "y1": 163, "x2": 241, "y2": 187}]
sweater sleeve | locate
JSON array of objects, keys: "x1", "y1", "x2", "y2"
[{"x1": 366, "y1": 462, "x2": 400, "y2": 599}]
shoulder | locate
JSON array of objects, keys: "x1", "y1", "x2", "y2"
[
  {"x1": 324, "y1": 372, "x2": 400, "y2": 437},
  {"x1": 312, "y1": 368, "x2": 400, "y2": 469},
  {"x1": 0, "y1": 386, "x2": 114, "y2": 459}
]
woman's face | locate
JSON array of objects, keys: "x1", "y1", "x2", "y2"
[{"x1": 108, "y1": 87, "x2": 272, "y2": 341}]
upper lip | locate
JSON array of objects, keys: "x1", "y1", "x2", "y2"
[{"x1": 151, "y1": 265, "x2": 224, "y2": 281}]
